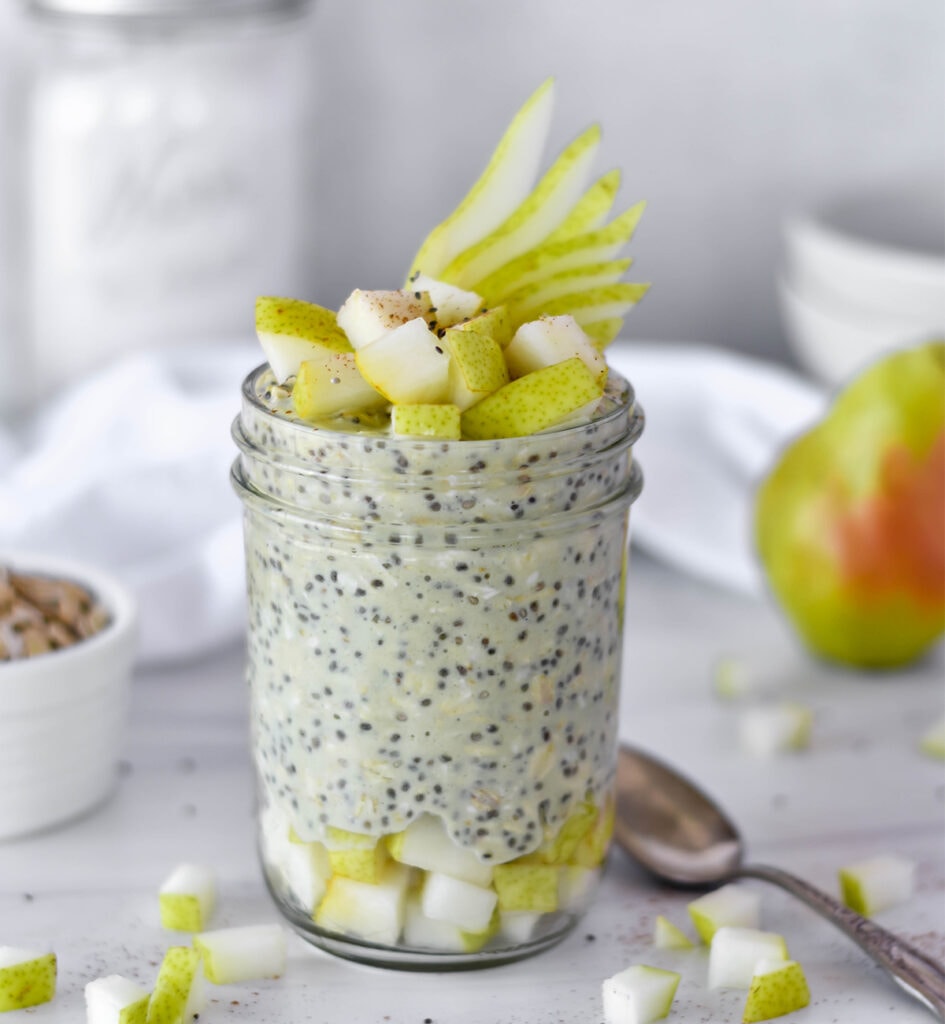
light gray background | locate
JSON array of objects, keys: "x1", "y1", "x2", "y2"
[{"x1": 1, "y1": 0, "x2": 943, "y2": 368}]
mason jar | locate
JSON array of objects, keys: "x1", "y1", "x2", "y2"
[
  {"x1": 231, "y1": 364, "x2": 644, "y2": 968},
  {"x1": 3, "y1": 0, "x2": 315, "y2": 414}
]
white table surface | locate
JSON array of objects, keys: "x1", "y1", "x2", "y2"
[{"x1": 2, "y1": 552, "x2": 943, "y2": 1023}]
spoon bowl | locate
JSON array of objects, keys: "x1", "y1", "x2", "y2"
[{"x1": 613, "y1": 745, "x2": 945, "y2": 1018}]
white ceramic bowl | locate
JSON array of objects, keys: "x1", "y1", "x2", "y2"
[
  {"x1": 777, "y1": 273, "x2": 939, "y2": 388},
  {"x1": 784, "y1": 181, "x2": 945, "y2": 322},
  {"x1": 0, "y1": 552, "x2": 137, "y2": 840}
]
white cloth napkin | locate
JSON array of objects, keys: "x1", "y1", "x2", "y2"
[{"x1": 0, "y1": 341, "x2": 826, "y2": 664}]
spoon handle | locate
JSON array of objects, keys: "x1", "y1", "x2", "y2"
[{"x1": 740, "y1": 863, "x2": 945, "y2": 1018}]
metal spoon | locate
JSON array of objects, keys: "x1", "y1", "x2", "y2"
[{"x1": 613, "y1": 744, "x2": 945, "y2": 1017}]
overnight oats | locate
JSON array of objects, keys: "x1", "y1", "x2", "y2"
[{"x1": 231, "y1": 78, "x2": 649, "y2": 967}]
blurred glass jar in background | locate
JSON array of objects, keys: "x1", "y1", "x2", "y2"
[{"x1": 2, "y1": 0, "x2": 315, "y2": 415}]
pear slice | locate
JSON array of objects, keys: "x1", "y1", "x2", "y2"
[
  {"x1": 503, "y1": 259, "x2": 633, "y2": 327},
  {"x1": 386, "y1": 813, "x2": 493, "y2": 886},
  {"x1": 653, "y1": 915, "x2": 695, "y2": 950},
  {"x1": 85, "y1": 974, "x2": 150, "y2": 1024},
  {"x1": 407, "y1": 273, "x2": 484, "y2": 327},
  {"x1": 421, "y1": 871, "x2": 498, "y2": 933},
  {"x1": 461, "y1": 357, "x2": 603, "y2": 440},
  {"x1": 474, "y1": 202, "x2": 646, "y2": 305},
  {"x1": 919, "y1": 715, "x2": 945, "y2": 760},
  {"x1": 337, "y1": 288, "x2": 434, "y2": 350},
  {"x1": 688, "y1": 883, "x2": 761, "y2": 944},
  {"x1": 0, "y1": 947, "x2": 56, "y2": 1012},
  {"x1": 255, "y1": 296, "x2": 352, "y2": 384},
  {"x1": 315, "y1": 863, "x2": 411, "y2": 946},
  {"x1": 146, "y1": 946, "x2": 205, "y2": 1024},
  {"x1": 708, "y1": 927, "x2": 789, "y2": 989},
  {"x1": 293, "y1": 350, "x2": 387, "y2": 421},
  {"x1": 354, "y1": 318, "x2": 451, "y2": 404},
  {"x1": 544, "y1": 169, "x2": 621, "y2": 244},
  {"x1": 407, "y1": 79, "x2": 556, "y2": 280},
  {"x1": 601, "y1": 964, "x2": 681, "y2": 1024},
  {"x1": 440, "y1": 124, "x2": 602, "y2": 290},
  {"x1": 493, "y1": 862, "x2": 559, "y2": 913},
  {"x1": 442, "y1": 322, "x2": 509, "y2": 411},
  {"x1": 193, "y1": 924, "x2": 287, "y2": 984},
  {"x1": 505, "y1": 315, "x2": 608, "y2": 387},
  {"x1": 742, "y1": 959, "x2": 811, "y2": 1022},
  {"x1": 838, "y1": 854, "x2": 915, "y2": 916},
  {"x1": 581, "y1": 318, "x2": 625, "y2": 349},
  {"x1": 159, "y1": 863, "x2": 216, "y2": 932},
  {"x1": 391, "y1": 403, "x2": 461, "y2": 440},
  {"x1": 530, "y1": 282, "x2": 650, "y2": 325},
  {"x1": 738, "y1": 702, "x2": 813, "y2": 757}
]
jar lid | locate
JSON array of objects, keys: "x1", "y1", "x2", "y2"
[{"x1": 28, "y1": 0, "x2": 310, "y2": 19}]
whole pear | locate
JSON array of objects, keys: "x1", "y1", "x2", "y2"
[{"x1": 755, "y1": 340, "x2": 945, "y2": 668}]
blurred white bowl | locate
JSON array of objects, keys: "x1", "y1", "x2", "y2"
[
  {"x1": 784, "y1": 181, "x2": 945, "y2": 322},
  {"x1": 0, "y1": 552, "x2": 137, "y2": 841},
  {"x1": 777, "y1": 273, "x2": 939, "y2": 388}
]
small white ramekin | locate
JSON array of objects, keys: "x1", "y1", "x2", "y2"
[{"x1": 0, "y1": 552, "x2": 138, "y2": 841}]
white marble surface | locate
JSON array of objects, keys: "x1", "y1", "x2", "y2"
[{"x1": 1, "y1": 553, "x2": 943, "y2": 1023}]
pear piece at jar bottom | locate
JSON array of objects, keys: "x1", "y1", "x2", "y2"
[
  {"x1": 391, "y1": 404, "x2": 461, "y2": 440},
  {"x1": 85, "y1": 974, "x2": 150, "y2": 1024},
  {"x1": 421, "y1": 872, "x2": 498, "y2": 933},
  {"x1": 403, "y1": 895, "x2": 496, "y2": 953},
  {"x1": 316, "y1": 864, "x2": 411, "y2": 946},
  {"x1": 742, "y1": 959, "x2": 811, "y2": 1022},
  {"x1": 386, "y1": 814, "x2": 493, "y2": 887},
  {"x1": 601, "y1": 964, "x2": 681, "y2": 1024},
  {"x1": 461, "y1": 357, "x2": 603, "y2": 440},
  {"x1": 255, "y1": 296, "x2": 352, "y2": 384},
  {"x1": 0, "y1": 948, "x2": 56, "y2": 1013},
  {"x1": 493, "y1": 862, "x2": 559, "y2": 913}
]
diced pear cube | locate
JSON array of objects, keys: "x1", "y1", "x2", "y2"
[
  {"x1": 403, "y1": 894, "x2": 497, "y2": 953},
  {"x1": 571, "y1": 795, "x2": 615, "y2": 868},
  {"x1": 708, "y1": 927, "x2": 788, "y2": 990},
  {"x1": 194, "y1": 924, "x2": 287, "y2": 984},
  {"x1": 259, "y1": 803, "x2": 331, "y2": 913},
  {"x1": 255, "y1": 296, "x2": 352, "y2": 383},
  {"x1": 493, "y1": 862, "x2": 559, "y2": 913},
  {"x1": 450, "y1": 304, "x2": 513, "y2": 347},
  {"x1": 738, "y1": 703, "x2": 813, "y2": 757},
  {"x1": 838, "y1": 854, "x2": 915, "y2": 916},
  {"x1": 408, "y1": 273, "x2": 484, "y2": 327},
  {"x1": 461, "y1": 357, "x2": 603, "y2": 439},
  {"x1": 421, "y1": 872, "x2": 498, "y2": 933},
  {"x1": 315, "y1": 863, "x2": 411, "y2": 946},
  {"x1": 159, "y1": 863, "x2": 216, "y2": 932},
  {"x1": 742, "y1": 959, "x2": 811, "y2": 1022},
  {"x1": 687, "y1": 883, "x2": 761, "y2": 944},
  {"x1": 536, "y1": 800, "x2": 597, "y2": 864},
  {"x1": 391, "y1": 403, "x2": 461, "y2": 440},
  {"x1": 293, "y1": 351, "x2": 386, "y2": 421},
  {"x1": 506, "y1": 315, "x2": 608, "y2": 387},
  {"x1": 443, "y1": 324, "x2": 509, "y2": 411},
  {"x1": 498, "y1": 910, "x2": 544, "y2": 944},
  {"x1": 146, "y1": 946, "x2": 205, "y2": 1024},
  {"x1": 653, "y1": 914, "x2": 695, "y2": 950},
  {"x1": 355, "y1": 318, "x2": 451, "y2": 404},
  {"x1": 85, "y1": 974, "x2": 150, "y2": 1024},
  {"x1": 0, "y1": 947, "x2": 56, "y2": 1013},
  {"x1": 326, "y1": 829, "x2": 389, "y2": 883},
  {"x1": 386, "y1": 814, "x2": 493, "y2": 887},
  {"x1": 337, "y1": 288, "x2": 433, "y2": 349},
  {"x1": 602, "y1": 964, "x2": 681, "y2": 1024}
]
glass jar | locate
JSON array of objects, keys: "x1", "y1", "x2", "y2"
[
  {"x1": 231, "y1": 365, "x2": 644, "y2": 968},
  {"x1": 2, "y1": 0, "x2": 315, "y2": 415}
]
